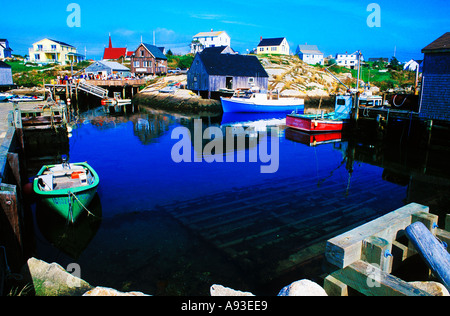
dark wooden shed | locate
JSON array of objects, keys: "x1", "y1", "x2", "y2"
[
  {"x1": 187, "y1": 47, "x2": 269, "y2": 97},
  {"x1": 419, "y1": 32, "x2": 450, "y2": 122}
]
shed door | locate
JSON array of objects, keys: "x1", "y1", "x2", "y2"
[{"x1": 226, "y1": 77, "x2": 233, "y2": 90}]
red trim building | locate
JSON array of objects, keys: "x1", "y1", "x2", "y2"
[{"x1": 103, "y1": 35, "x2": 128, "y2": 60}]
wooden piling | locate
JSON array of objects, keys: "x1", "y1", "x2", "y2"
[{"x1": 324, "y1": 203, "x2": 450, "y2": 296}]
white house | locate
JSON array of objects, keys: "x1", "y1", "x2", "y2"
[
  {"x1": 0, "y1": 39, "x2": 13, "y2": 59},
  {"x1": 190, "y1": 30, "x2": 231, "y2": 54},
  {"x1": 296, "y1": 45, "x2": 324, "y2": 65},
  {"x1": 336, "y1": 52, "x2": 364, "y2": 69},
  {"x1": 403, "y1": 59, "x2": 423, "y2": 72}
]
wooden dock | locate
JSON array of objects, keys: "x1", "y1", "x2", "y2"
[
  {"x1": 45, "y1": 79, "x2": 146, "y2": 100},
  {"x1": 324, "y1": 203, "x2": 450, "y2": 296}
]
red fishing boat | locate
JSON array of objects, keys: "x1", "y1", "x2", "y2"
[{"x1": 286, "y1": 95, "x2": 353, "y2": 133}]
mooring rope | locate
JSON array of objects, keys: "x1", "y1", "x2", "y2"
[
  {"x1": 393, "y1": 95, "x2": 407, "y2": 107},
  {"x1": 68, "y1": 191, "x2": 98, "y2": 218}
]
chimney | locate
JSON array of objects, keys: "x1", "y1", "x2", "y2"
[
  {"x1": 260, "y1": 36, "x2": 263, "y2": 41},
  {"x1": 211, "y1": 29, "x2": 213, "y2": 32}
]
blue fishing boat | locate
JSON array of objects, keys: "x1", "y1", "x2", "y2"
[{"x1": 221, "y1": 88, "x2": 304, "y2": 113}]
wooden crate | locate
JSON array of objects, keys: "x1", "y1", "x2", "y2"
[{"x1": 324, "y1": 203, "x2": 450, "y2": 296}]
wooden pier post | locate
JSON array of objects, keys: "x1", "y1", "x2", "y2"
[{"x1": 0, "y1": 183, "x2": 23, "y2": 269}]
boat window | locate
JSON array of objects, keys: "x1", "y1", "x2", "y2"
[{"x1": 337, "y1": 98, "x2": 346, "y2": 105}]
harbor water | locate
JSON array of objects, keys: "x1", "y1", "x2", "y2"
[{"x1": 28, "y1": 102, "x2": 450, "y2": 295}]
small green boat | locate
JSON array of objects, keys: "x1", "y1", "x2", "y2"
[{"x1": 33, "y1": 161, "x2": 100, "y2": 223}]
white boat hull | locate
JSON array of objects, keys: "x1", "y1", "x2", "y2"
[{"x1": 221, "y1": 96, "x2": 304, "y2": 113}]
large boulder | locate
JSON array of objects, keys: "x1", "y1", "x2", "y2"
[
  {"x1": 278, "y1": 280, "x2": 327, "y2": 296},
  {"x1": 24, "y1": 258, "x2": 92, "y2": 296},
  {"x1": 83, "y1": 287, "x2": 149, "y2": 296},
  {"x1": 210, "y1": 284, "x2": 255, "y2": 296}
]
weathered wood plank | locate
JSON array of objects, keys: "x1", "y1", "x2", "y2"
[
  {"x1": 330, "y1": 260, "x2": 432, "y2": 296},
  {"x1": 361, "y1": 236, "x2": 393, "y2": 273},
  {"x1": 436, "y1": 229, "x2": 450, "y2": 253},
  {"x1": 406, "y1": 222, "x2": 450, "y2": 291},
  {"x1": 325, "y1": 203, "x2": 429, "y2": 269},
  {"x1": 324, "y1": 275, "x2": 348, "y2": 296}
]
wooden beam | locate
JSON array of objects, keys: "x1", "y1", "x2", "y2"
[
  {"x1": 325, "y1": 203, "x2": 429, "y2": 269},
  {"x1": 324, "y1": 275, "x2": 348, "y2": 296},
  {"x1": 412, "y1": 211, "x2": 438, "y2": 235},
  {"x1": 361, "y1": 236, "x2": 393, "y2": 273},
  {"x1": 0, "y1": 184, "x2": 22, "y2": 250},
  {"x1": 329, "y1": 260, "x2": 431, "y2": 296},
  {"x1": 436, "y1": 229, "x2": 450, "y2": 254}
]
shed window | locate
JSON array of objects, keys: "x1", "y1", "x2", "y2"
[{"x1": 248, "y1": 77, "x2": 255, "y2": 84}]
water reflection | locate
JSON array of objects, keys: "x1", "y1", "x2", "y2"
[
  {"x1": 35, "y1": 194, "x2": 102, "y2": 259},
  {"x1": 27, "y1": 103, "x2": 450, "y2": 295}
]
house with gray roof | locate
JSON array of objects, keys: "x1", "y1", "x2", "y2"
[
  {"x1": 84, "y1": 61, "x2": 131, "y2": 78},
  {"x1": 296, "y1": 45, "x2": 324, "y2": 65},
  {"x1": 130, "y1": 43, "x2": 167, "y2": 76}
]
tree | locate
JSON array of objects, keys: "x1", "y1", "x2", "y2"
[
  {"x1": 166, "y1": 49, "x2": 173, "y2": 56},
  {"x1": 389, "y1": 56, "x2": 401, "y2": 70}
]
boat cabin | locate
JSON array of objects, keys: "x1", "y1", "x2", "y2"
[
  {"x1": 232, "y1": 88, "x2": 281, "y2": 101},
  {"x1": 359, "y1": 94, "x2": 384, "y2": 108},
  {"x1": 37, "y1": 164, "x2": 93, "y2": 192},
  {"x1": 335, "y1": 95, "x2": 353, "y2": 119}
]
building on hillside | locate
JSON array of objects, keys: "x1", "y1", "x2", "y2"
[
  {"x1": 368, "y1": 57, "x2": 389, "y2": 63},
  {"x1": 257, "y1": 37, "x2": 290, "y2": 55},
  {"x1": 419, "y1": 32, "x2": 450, "y2": 122},
  {"x1": 0, "y1": 39, "x2": 13, "y2": 59},
  {"x1": 103, "y1": 35, "x2": 128, "y2": 61},
  {"x1": 190, "y1": 30, "x2": 231, "y2": 54},
  {"x1": 0, "y1": 61, "x2": 14, "y2": 88},
  {"x1": 84, "y1": 61, "x2": 131, "y2": 78},
  {"x1": 403, "y1": 59, "x2": 423, "y2": 72},
  {"x1": 335, "y1": 52, "x2": 364, "y2": 69},
  {"x1": 187, "y1": 47, "x2": 269, "y2": 97},
  {"x1": 296, "y1": 44, "x2": 324, "y2": 65},
  {"x1": 28, "y1": 38, "x2": 84, "y2": 65},
  {"x1": 130, "y1": 43, "x2": 167, "y2": 76}
]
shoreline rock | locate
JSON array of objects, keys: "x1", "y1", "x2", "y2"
[{"x1": 133, "y1": 91, "x2": 222, "y2": 114}]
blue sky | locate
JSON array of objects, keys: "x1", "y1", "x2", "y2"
[{"x1": 1, "y1": 0, "x2": 448, "y2": 62}]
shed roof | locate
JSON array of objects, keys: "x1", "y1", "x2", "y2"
[
  {"x1": 422, "y1": 32, "x2": 450, "y2": 53},
  {"x1": 297, "y1": 45, "x2": 323, "y2": 55},
  {"x1": 103, "y1": 47, "x2": 127, "y2": 60},
  {"x1": 141, "y1": 43, "x2": 167, "y2": 60},
  {"x1": 86, "y1": 61, "x2": 130, "y2": 71},
  {"x1": 258, "y1": 38, "x2": 286, "y2": 47},
  {"x1": 193, "y1": 31, "x2": 226, "y2": 38},
  {"x1": 198, "y1": 52, "x2": 268, "y2": 77},
  {"x1": 0, "y1": 61, "x2": 11, "y2": 69},
  {"x1": 47, "y1": 39, "x2": 75, "y2": 48}
]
